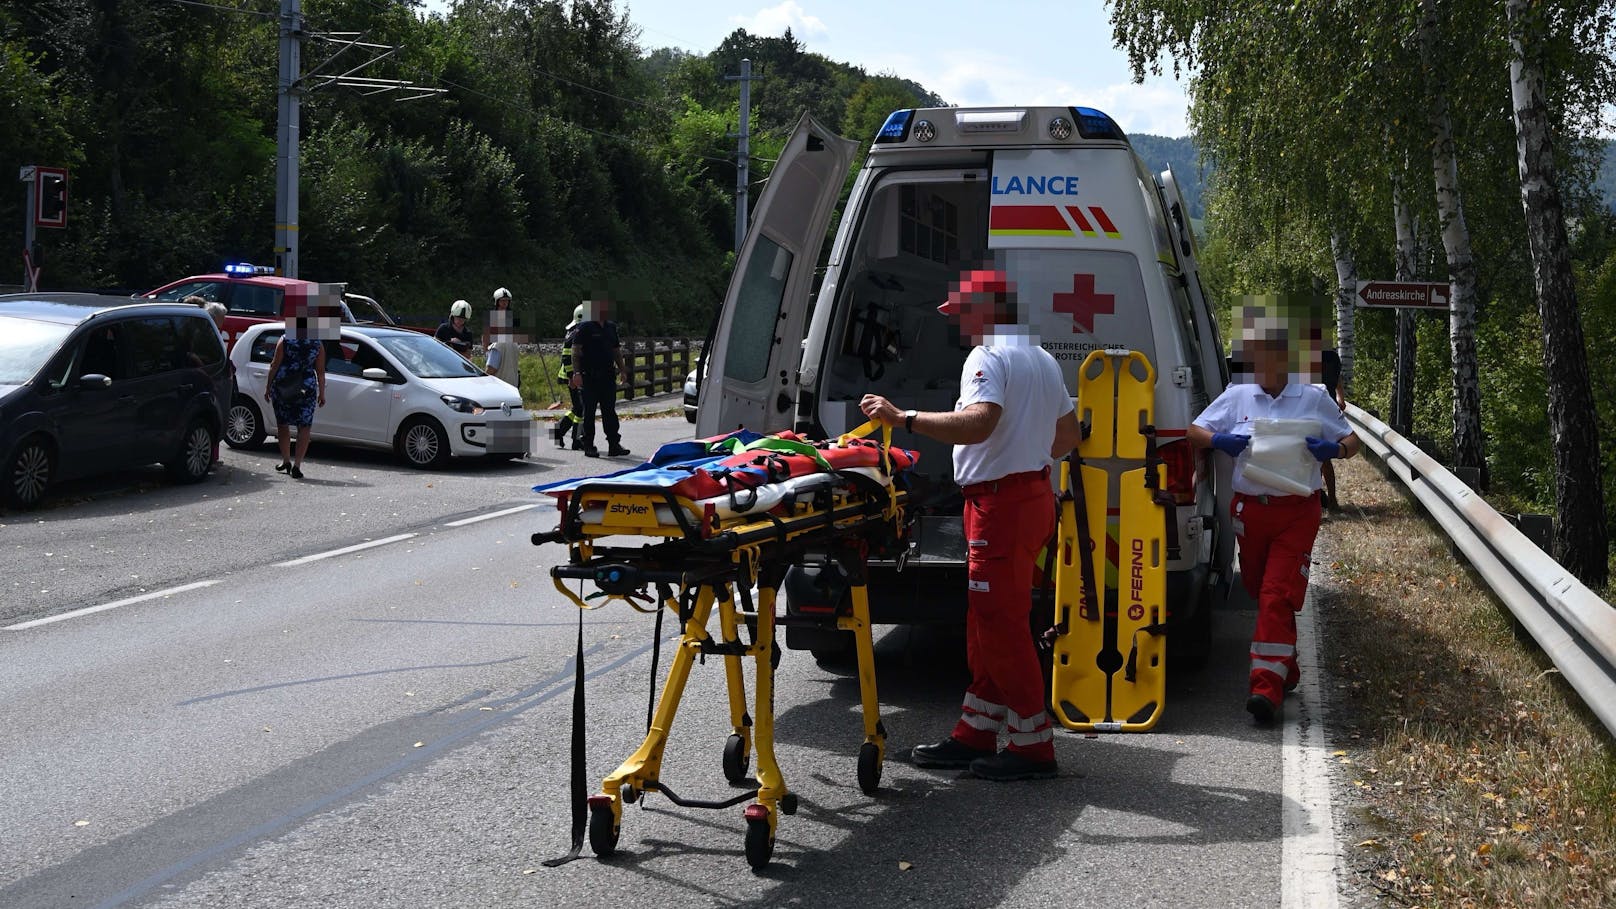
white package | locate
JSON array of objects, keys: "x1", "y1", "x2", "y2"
[{"x1": 1239, "y1": 418, "x2": 1321, "y2": 496}]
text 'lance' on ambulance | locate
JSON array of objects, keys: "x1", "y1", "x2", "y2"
[{"x1": 991, "y1": 175, "x2": 1081, "y2": 195}]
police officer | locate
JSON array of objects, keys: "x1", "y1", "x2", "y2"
[
  {"x1": 1189, "y1": 324, "x2": 1360, "y2": 724},
  {"x1": 860, "y1": 269, "x2": 1081, "y2": 781},
  {"x1": 569, "y1": 296, "x2": 630, "y2": 459}
]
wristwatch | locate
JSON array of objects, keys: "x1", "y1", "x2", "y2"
[{"x1": 904, "y1": 410, "x2": 917, "y2": 433}]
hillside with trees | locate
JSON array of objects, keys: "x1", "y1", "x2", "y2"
[{"x1": 0, "y1": 1, "x2": 940, "y2": 334}]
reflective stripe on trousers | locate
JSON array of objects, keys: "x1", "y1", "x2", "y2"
[
  {"x1": 1233, "y1": 492, "x2": 1321, "y2": 705},
  {"x1": 959, "y1": 692, "x2": 1007, "y2": 733}
]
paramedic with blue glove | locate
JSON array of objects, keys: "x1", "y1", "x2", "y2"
[
  {"x1": 860, "y1": 269, "x2": 1081, "y2": 781},
  {"x1": 1188, "y1": 326, "x2": 1359, "y2": 724}
]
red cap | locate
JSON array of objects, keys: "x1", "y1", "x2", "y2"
[{"x1": 938, "y1": 269, "x2": 1012, "y2": 316}]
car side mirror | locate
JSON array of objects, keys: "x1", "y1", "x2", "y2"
[
  {"x1": 79, "y1": 374, "x2": 112, "y2": 389},
  {"x1": 361, "y1": 367, "x2": 390, "y2": 382}
]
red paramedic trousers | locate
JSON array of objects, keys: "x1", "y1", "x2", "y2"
[
  {"x1": 951, "y1": 469, "x2": 1056, "y2": 761},
  {"x1": 1233, "y1": 491, "x2": 1322, "y2": 706}
]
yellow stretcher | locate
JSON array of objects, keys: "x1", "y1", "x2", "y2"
[
  {"x1": 1049, "y1": 349, "x2": 1171, "y2": 733},
  {"x1": 532, "y1": 422, "x2": 911, "y2": 870}
]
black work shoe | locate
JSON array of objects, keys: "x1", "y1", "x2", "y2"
[
  {"x1": 607, "y1": 445, "x2": 631, "y2": 457},
  {"x1": 911, "y1": 737, "x2": 993, "y2": 769},
  {"x1": 583, "y1": 447, "x2": 600, "y2": 458},
  {"x1": 969, "y1": 750, "x2": 1058, "y2": 782},
  {"x1": 1247, "y1": 693, "x2": 1277, "y2": 725},
  {"x1": 275, "y1": 461, "x2": 291, "y2": 473}
]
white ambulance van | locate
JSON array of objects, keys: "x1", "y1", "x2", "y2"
[{"x1": 696, "y1": 106, "x2": 1233, "y2": 665}]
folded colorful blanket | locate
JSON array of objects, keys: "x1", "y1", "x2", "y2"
[{"x1": 534, "y1": 428, "x2": 919, "y2": 517}]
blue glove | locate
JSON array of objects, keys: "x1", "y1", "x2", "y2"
[
  {"x1": 1305, "y1": 436, "x2": 1341, "y2": 462},
  {"x1": 1211, "y1": 432, "x2": 1248, "y2": 457}
]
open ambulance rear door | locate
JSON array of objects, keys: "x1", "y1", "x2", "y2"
[
  {"x1": 1159, "y1": 165, "x2": 1234, "y2": 585},
  {"x1": 697, "y1": 113, "x2": 857, "y2": 438}
]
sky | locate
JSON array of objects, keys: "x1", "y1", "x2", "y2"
[{"x1": 421, "y1": 0, "x2": 1193, "y2": 137}]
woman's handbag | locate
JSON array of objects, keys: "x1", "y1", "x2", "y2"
[{"x1": 273, "y1": 368, "x2": 308, "y2": 401}]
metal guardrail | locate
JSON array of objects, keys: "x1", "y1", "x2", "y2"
[{"x1": 1344, "y1": 404, "x2": 1616, "y2": 738}]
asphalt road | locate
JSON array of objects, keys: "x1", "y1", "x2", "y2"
[{"x1": 1, "y1": 413, "x2": 1306, "y2": 909}]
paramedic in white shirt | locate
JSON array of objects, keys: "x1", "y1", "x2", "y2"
[
  {"x1": 1188, "y1": 326, "x2": 1360, "y2": 724},
  {"x1": 860, "y1": 268, "x2": 1081, "y2": 782}
]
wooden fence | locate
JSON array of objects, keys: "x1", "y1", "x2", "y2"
[
  {"x1": 619, "y1": 338, "x2": 699, "y2": 400},
  {"x1": 512, "y1": 337, "x2": 701, "y2": 401}
]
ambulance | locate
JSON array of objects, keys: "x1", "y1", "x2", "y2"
[{"x1": 696, "y1": 106, "x2": 1234, "y2": 666}]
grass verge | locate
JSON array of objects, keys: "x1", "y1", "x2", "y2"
[{"x1": 1317, "y1": 456, "x2": 1616, "y2": 907}]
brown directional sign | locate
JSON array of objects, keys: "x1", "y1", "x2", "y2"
[{"x1": 1356, "y1": 281, "x2": 1449, "y2": 309}]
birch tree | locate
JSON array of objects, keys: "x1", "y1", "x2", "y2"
[
  {"x1": 1506, "y1": 0, "x2": 1608, "y2": 585},
  {"x1": 1391, "y1": 168, "x2": 1419, "y2": 437},
  {"x1": 1419, "y1": 0, "x2": 1487, "y2": 481},
  {"x1": 1330, "y1": 231, "x2": 1357, "y2": 394}
]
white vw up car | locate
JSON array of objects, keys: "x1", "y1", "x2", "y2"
[{"x1": 696, "y1": 107, "x2": 1233, "y2": 665}]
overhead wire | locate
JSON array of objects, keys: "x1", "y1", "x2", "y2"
[{"x1": 298, "y1": 2, "x2": 777, "y2": 168}]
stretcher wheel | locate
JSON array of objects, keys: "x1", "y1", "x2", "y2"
[
  {"x1": 744, "y1": 814, "x2": 774, "y2": 870},
  {"x1": 588, "y1": 802, "x2": 619, "y2": 858},
  {"x1": 857, "y1": 741, "x2": 882, "y2": 795},
  {"x1": 723, "y1": 734, "x2": 750, "y2": 784}
]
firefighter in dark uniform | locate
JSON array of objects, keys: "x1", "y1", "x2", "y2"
[{"x1": 569, "y1": 297, "x2": 631, "y2": 459}]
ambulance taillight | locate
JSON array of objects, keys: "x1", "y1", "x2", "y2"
[{"x1": 1158, "y1": 438, "x2": 1198, "y2": 505}]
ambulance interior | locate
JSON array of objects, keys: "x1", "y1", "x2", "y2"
[{"x1": 816, "y1": 176, "x2": 993, "y2": 486}]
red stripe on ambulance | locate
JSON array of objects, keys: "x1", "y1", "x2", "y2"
[{"x1": 990, "y1": 205, "x2": 1069, "y2": 232}]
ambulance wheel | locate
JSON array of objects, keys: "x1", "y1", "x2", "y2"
[
  {"x1": 723, "y1": 734, "x2": 750, "y2": 784},
  {"x1": 744, "y1": 815, "x2": 774, "y2": 870},
  {"x1": 857, "y1": 742, "x2": 882, "y2": 795},
  {"x1": 588, "y1": 803, "x2": 619, "y2": 858}
]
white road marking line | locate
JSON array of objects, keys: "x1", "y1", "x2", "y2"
[
  {"x1": 5, "y1": 580, "x2": 221, "y2": 631},
  {"x1": 1282, "y1": 589, "x2": 1342, "y2": 909},
  {"x1": 274, "y1": 533, "x2": 416, "y2": 567},
  {"x1": 444, "y1": 503, "x2": 542, "y2": 528}
]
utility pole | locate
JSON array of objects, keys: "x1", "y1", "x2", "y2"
[
  {"x1": 18, "y1": 166, "x2": 37, "y2": 292},
  {"x1": 271, "y1": 0, "x2": 442, "y2": 279},
  {"x1": 275, "y1": 0, "x2": 302, "y2": 278},
  {"x1": 725, "y1": 59, "x2": 755, "y2": 254}
]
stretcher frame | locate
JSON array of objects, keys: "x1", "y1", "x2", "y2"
[{"x1": 533, "y1": 423, "x2": 910, "y2": 870}]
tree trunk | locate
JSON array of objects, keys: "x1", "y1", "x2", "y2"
[
  {"x1": 1392, "y1": 174, "x2": 1418, "y2": 437},
  {"x1": 1329, "y1": 231, "x2": 1356, "y2": 394},
  {"x1": 1507, "y1": 0, "x2": 1608, "y2": 586},
  {"x1": 1420, "y1": 0, "x2": 1485, "y2": 480}
]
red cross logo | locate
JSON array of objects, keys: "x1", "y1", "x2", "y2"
[{"x1": 1052, "y1": 273, "x2": 1115, "y2": 334}]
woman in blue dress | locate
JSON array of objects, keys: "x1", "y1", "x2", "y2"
[{"x1": 263, "y1": 334, "x2": 327, "y2": 478}]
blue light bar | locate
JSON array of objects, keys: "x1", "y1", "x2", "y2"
[
  {"x1": 1071, "y1": 106, "x2": 1127, "y2": 141},
  {"x1": 874, "y1": 109, "x2": 913, "y2": 144},
  {"x1": 224, "y1": 263, "x2": 274, "y2": 276}
]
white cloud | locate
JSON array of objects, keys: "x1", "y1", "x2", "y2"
[
  {"x1": 864, "y1": 50, "x2": 1191, "y2": 138},
  {"x1": 731, "y1": 1, "x2": 829, "y2": 38}
]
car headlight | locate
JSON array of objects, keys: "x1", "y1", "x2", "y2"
[{"x1": 440, "y1": 394, "x2": 485, "y2": 415}]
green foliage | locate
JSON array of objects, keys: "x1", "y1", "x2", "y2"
[
  {"x1": 0, "y1": 0, "x2": 937, "y2": 343},
  {"x1": 1110, "y1": 0, "x2": 1616, "y2": 548}
]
